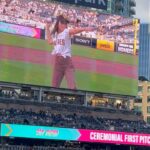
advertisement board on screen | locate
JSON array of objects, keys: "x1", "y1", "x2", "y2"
[
  {"x1": 0, "y1": 0, "x2": 139, "y2": 96},
  {"x1": 0, "y1": 22, "x2": 42, "y2": 39}
]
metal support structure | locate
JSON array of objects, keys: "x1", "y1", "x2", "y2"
[
  {"x1": 84, "y1": 92, "x2": 87, "y2": 106},
  {"x1": 106, "y1": 145, "x2": 111, "y2": 150},
  {"x1": 39, "y1": 88, "x2": 42, "y2": 102},
  {"x1": 130, "y1": 146, "x2": 135, "y2": 150}
]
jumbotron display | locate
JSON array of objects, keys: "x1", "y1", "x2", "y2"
[{"x1": 0, "y1": 0, "x2": 139, "y2": 96}]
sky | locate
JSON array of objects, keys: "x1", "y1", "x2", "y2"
[{"x1": 135, "y1": 0, "x2": 150, "y2": 23}]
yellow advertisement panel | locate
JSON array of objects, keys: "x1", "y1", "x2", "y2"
[{"x1": 96, "y1": 40, "x2": 115, "y2": 52}]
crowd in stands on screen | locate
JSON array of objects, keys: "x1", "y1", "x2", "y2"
[{"x1": 0, "y1": 0, "x2": 139, "y2": 44}]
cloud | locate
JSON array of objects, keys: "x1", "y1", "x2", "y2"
[{"x1": 135, "y1": 0, "x2": 150, "y2": 23}]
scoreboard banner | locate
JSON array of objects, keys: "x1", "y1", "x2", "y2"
[
  {"x1": 53, "y1": 0, "x2": 108, "y2": 10},
  {"x1": 1, "y1": 124, "x2": 150, "y2": 146}
]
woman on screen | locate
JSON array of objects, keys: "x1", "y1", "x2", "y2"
[{"x1": 46, "y1": 15, "x2": 95, "y2": 89}]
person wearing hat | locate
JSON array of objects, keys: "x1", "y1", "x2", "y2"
[{"x1": 46, "y1": 15, "x2": 96, "y2": 89}]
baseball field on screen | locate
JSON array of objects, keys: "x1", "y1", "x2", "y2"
[{"x1": 0, "y1": 32, "x2": 138, "y2": 96}]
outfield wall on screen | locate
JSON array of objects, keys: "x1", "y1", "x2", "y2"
[{"x1": 1, "y1": 124, "x2": 150, "y2": 147}]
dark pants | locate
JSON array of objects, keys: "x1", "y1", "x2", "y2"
[{"x1": 52, "y1": 54, "x2": 76, "y2": 89}]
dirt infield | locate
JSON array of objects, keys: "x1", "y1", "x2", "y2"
[{"x1": 0, "y1": 45, "x2": 137, "y2": 79}]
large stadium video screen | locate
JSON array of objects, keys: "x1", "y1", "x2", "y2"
[{"x1": 0, "y1": 0, "x2": 139, "y2": 96}]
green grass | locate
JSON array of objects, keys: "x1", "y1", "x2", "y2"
[
  {"x1": 0, "y1": 32, "x2": 138, "y2": 66},
  {"x1": 75, "y1": 70, "x2": 137, "y2": 96},
  {"x1": 0, "y1": 59, "x2": 137, "y2": 96},
  {"x1": 0, "y1": 60, "x2": 52, "y2": 86},
  {"x1": 0, "y1": 32, "x2": 50, "y2": 51},
  {"x1": 72, "y1": 45, "x2": 138, "y2": 66}
]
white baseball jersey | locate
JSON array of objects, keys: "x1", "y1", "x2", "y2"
[{"x1": 51, "y1": 29, "x2": 71, "y2": 58}]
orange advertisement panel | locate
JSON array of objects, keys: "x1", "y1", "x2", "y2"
[{"x1": 96, "y1": 40, "x2": 115, "y2": 52}]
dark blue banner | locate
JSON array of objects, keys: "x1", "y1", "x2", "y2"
[{"x1": 54, "y1": 0, "x2": 108, "y2": 10}]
